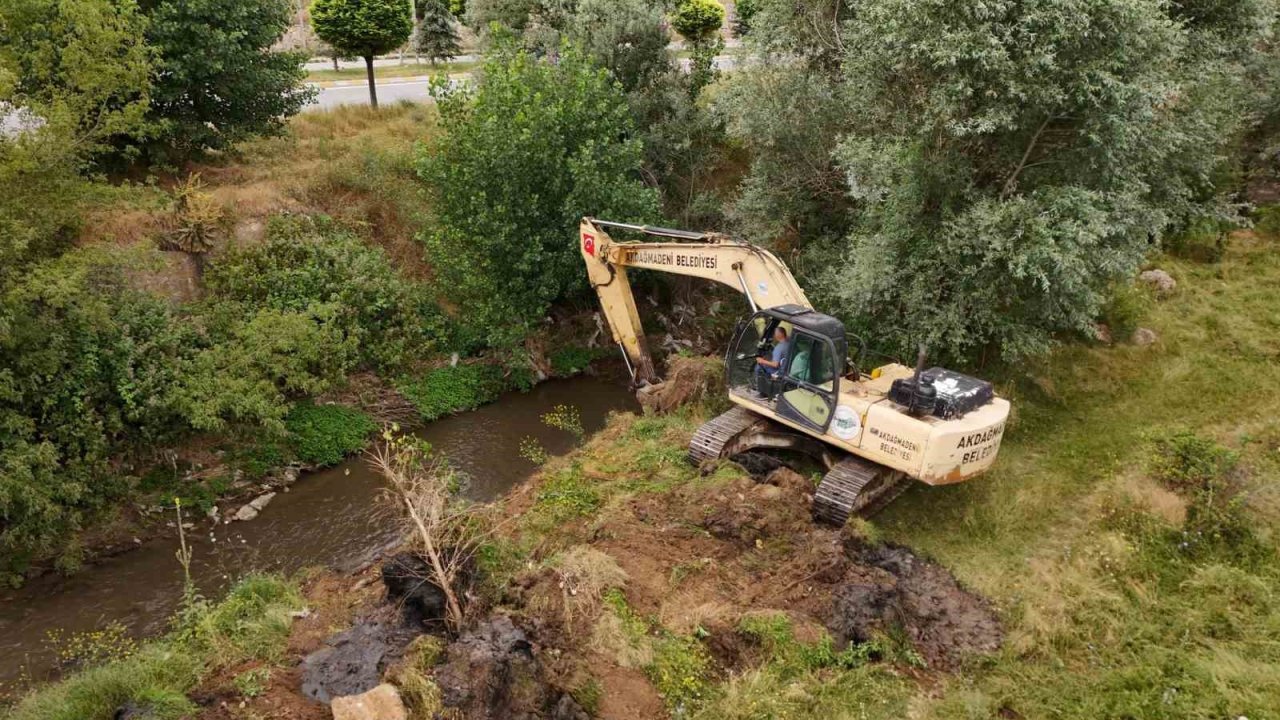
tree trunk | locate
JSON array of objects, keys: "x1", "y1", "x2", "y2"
[
  {"x1": 333, "y1": 55, "x2": 340, "y2": 72},
  {"x1": 365, "y1": 55, "x2": 379, "y2": 109}
]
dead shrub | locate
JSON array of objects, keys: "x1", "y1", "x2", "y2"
[
  {"x1": 638, "y1": 355, "x2": 726, "y2": 414},
  {"x1": 551, "y1": 546, "x2": 629, "y2": 623}
]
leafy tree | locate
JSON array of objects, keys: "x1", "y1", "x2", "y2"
[
  {"x1": 732, "y1": 0, "x2": 760, "y2": 36},
  {"x1": 415, "y1": 0, "x2": 463, "y2": 65},
  {"x1": 0, "y1": 0, "x2": 152, "y2": 160},
  {"x1": 669, "y1": 0, "x2": 723, "y2": 43},
  {"x1": 465, "y1": 0, "x2": 576, "y2": 51},
  {"x1": 311, "y1": 0, "x2": 414, "y2": 107},
  {"x1": 138, "y1": 0, "x2": 315, "y2": 161},
  {"x1": 417, "y1": 41, "x2": 658, "y2": 346},
  {"x1": 723, "y1": 0, "x2": 1277, "y2": 362},
  {"x1": 570, "y1": 0, "x2": 671, "y2": 93},
  {"x1": 670, "y1": 0, "x2": 724, "y2": 95}
]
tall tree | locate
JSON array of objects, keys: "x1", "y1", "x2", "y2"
[
  {"x1": 721, "y1": 0, "x2": 1278, "y2": 363},
  {"x1": 311, "y1": 0, "x2": 414, "y2": 108},
  {"x1": 669, "y1": 0, "x2": 724, "y2": 95},
  {"x1": 416, "y1": 0, "x2": 462, "y2": 65},
  {"x1": 417, "y1": 41, "x2": 659, "y2": 345},
  {"x1": 140, "y1": 0, "x2": 315, "y2": 161}
]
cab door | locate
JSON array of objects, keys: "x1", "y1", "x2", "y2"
[{"x1": 775, "y1": 332, "x2": 839, "y2": 433}]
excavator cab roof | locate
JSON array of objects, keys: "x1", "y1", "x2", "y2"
[{"x1": 764, "y1": 304, "x2": 846, "y2": 343}]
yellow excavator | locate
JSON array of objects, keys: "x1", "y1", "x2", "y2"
[{"x1": 579, "y1": 218, "x2": 1010, "y2": 523}]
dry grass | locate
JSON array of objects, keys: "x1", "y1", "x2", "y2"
[
  {"x1": 551, "y1": 546, "x2": 630, "y2": 623},
  {"x1": 79, "y1": 104, "x2": 437, "y2": 279}
]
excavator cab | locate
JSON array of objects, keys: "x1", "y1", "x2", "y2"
[{"x1": 727, "y1": 304, "x2": 849, "y2": 434}]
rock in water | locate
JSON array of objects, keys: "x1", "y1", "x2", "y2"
[
  {"x1": 331, "y1": 683, "x2": 408, "y2": 720},
  {"x1": 249, "y1": 492, "x2": 276, "y2": 511}
]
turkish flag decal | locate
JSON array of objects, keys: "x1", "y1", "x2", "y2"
[{"x1": 582, "y1": 233, "x2": 596, "y2": 256}]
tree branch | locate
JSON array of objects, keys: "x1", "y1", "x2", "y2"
[{"x1": 1000, "y1": 114, "x2": 1052, "y2": 200}]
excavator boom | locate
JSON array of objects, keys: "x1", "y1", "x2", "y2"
[{"x1": 579, "y1": 218, "x2": 809, "y2": 383}]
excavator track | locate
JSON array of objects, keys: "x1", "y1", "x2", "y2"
[
  {"x1": 687, "y1": 406, "x2": 768, "y2": 466},
  {"x1": 691, "y1": 406, "x2": 909, "y2": 525},
  {"x1": 812, "y1": 455, "x2": 908, "y2": 526}
]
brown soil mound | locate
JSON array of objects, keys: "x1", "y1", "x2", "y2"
[{"x1": 831, "y1": 538, "x2": 1003, "y2": 670}]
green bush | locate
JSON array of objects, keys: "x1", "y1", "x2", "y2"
[
  {"x1": 1098, "y1": 282, "x2": 1153, "y2": 341},
  {"x1": 0, "y1": 248, "x2": 196, "y2": 581},
  {"x1": 205, "y1": 215, "x2": 447, "y2": 371},
  {"x1": 397, "y1": 363, "x2": 509, "y2": 421},
  {"x1": 1255, "y1": 204, "x2": 1280, "y2": 238},
  {"x1": 1165, "y1": 217, "x2": 1230, "y2": 263},
  {"x1": 1146, "y1": 432, "x2": 1265, "y2": 564},
  {"x1": 1149, "y1": 431, "x2": 1239, "y2": 493},
  {"x1": 669, "y1": 0, "x2": 725, "y2": 43},
  {"x1": 417, "y1": 40, "x2": 658, "y2": 347},
  {"x1": 285, "y1": 402, "x2": 377, "y2": 466},
  {"x1": 176, "y1": 304, "x2": 358, "y2": 434},
  {"x1": 549, "y1": 346, "x2": 601, "y2": 377}
]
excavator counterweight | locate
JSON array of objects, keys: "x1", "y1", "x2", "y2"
[{"x1": 579, "y1": 218, "x2": 1010, "y2": 522}]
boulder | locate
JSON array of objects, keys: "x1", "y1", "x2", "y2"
[
  {"x1": 249, "y1": 492, "x2": 276, "y2": 511},
  {"x1": 1132, "y1": 327, "x2": 1159, "y2": 346},
  {"x1": 232, "y1": 504, "x2": 259, "y2": 522},
  {"x1": 1138, "y1": 269, "x2": 1177, "y2": 296},
  {"x1": 331, "y1": 683, "x2": 407, "y2": 720}
]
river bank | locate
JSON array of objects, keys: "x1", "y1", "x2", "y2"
[
  {"x1": 8, "y1": 234, "x2": 1279, "y2": 719},
  {"x1": 0, "y1": 372, "x2": 638, "y2": 699}
]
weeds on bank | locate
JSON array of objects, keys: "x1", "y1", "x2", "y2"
[
  {"x1": 397, "y1": 363, "x2": 513, "y2": 421},
  {"x1": 7, "y1": 575, "x2": 302, "y2": 720}
]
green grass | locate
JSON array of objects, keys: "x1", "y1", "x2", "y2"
[
  {"x1": 873, "y1": 236, "x2": 1280, "y2": 718},
  {"x1": 396, "y1": 363, "x2": 513, "y2": 421},
  {"x1": 7, "y1": 575, "x2": 302, "y2": 720},
  {"x1": 285, "y1": 401, "x2": 377, "y2": 466}
]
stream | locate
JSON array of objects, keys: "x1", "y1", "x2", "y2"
[{"x1": 0, "y1": 373, "x2": 638, "y2": 692}]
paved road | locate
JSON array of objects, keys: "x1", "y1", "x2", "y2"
[
  {"x1": 308, "y1": 56, "x2": 738, "y2": 111},
  {"x1": 309, "y1": 78, "x2": 439, "y2": 110}
]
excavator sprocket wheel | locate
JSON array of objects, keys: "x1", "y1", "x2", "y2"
[{"x1": 812, "y1": 455, "x2": 909, "y2": 526}]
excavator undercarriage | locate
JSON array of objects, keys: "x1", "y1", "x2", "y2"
[{"x1": 688, "y1": 406, "x2": 909, "y2": 525}]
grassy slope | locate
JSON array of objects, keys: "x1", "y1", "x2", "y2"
[
  {"x1": 507, "y1": 233, "x2": 1279, "y2": 719},
  {"x1": 6, "y1": 576, "x2": 303, "y2": 720},
  {"x1": 878, "y1": 233, "x2": 1280, "y2": 718}
]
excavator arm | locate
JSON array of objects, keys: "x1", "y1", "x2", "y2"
[{"x1": 579, "y1": 218, "x2": 811, "y2": 385}]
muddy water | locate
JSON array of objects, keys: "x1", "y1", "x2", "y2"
[{"x1": 0, "y1": 374, "x2": 637, "y2": 691}]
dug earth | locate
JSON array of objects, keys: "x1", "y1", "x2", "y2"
[{"x1": 179, "y1": 408, "x2": 1002, "y2": 719}]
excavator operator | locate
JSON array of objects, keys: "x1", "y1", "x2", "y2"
[{"x1": 754, "y1": 326, "x2": 791, "y2": 389}]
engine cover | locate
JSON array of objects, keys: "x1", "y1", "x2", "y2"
[{"x1": 889, "y1": 368, "x2": 993, "y2": 420}]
